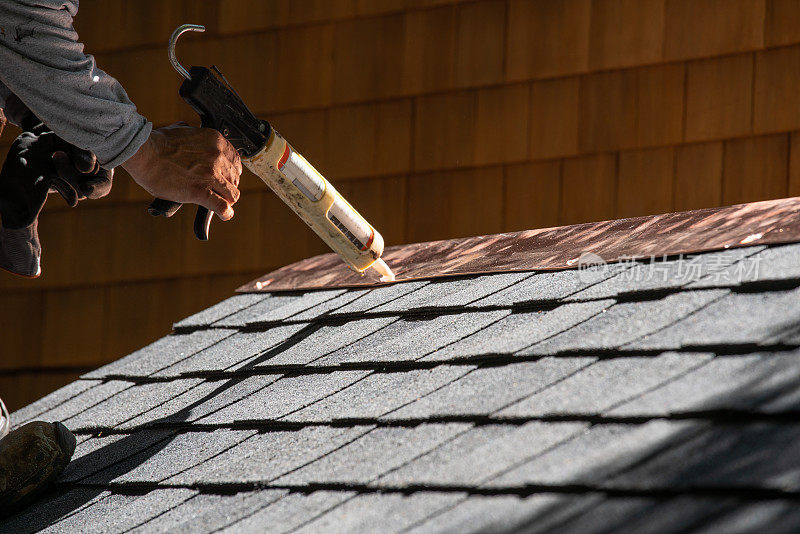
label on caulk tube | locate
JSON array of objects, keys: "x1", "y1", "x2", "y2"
[
  {"x1": 279, "y1": 147, "x2": 325, "y2": 201},
  {"x1": 327, "y1": 197, "x2": 375, "y2": 251}
]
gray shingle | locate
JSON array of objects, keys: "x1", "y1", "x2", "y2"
[
  {"x1": 468, "y1": 262, "x2": 633, "y2": 308},
  {"x1": 154, "y1": 325, "x2": 309, "y2": 377},
  {"x1": 383, "y1": 357, "x2": 596, "y2": 420},
  {"x1": 133, "y1": 490, "x2": 288, "y2": 534},
  {"x1": 524, "y1": 290, "x2": 727, "y2": 355},
  {"x1": 28, "y1": 489, "x2": 197, "y2": 534},
  {"x1": 62, "y1": 429, "x2": 175, "y2": 483},
  {"x1": 313, "y1": 311, "x2": 510, "y2": 367},
  {"x1": 294, "y1": 491, "x2": 464, "y2": 534},
  {"x1": 10, "y1": 379, "x2": 101, "y2": 427},
  {"x1": 64, "y1": 379, "x2": 204, "y2": 430},
  {"x1": 497, "y1": 352, "x2": 713, "y2": 417},
  {"x1": 377, "y1": 422, "x2": 587, "y2": 487},
  {"x1": 0, "y1": 488, "x2": 118, "y2": 533},
  {"x1": 173, "y1": 293, "x2": 268, "y2": 330},
  {"x1": 245, "y1": 289, "x2": 346, "y2": 325},
  {"x1": 283, "y1": 366, "x2": 475, "y2": 422},
  {"x1": 327, "y1": 281, "x2": 430, "y2": 315},
  {"x1": 405, "y1": 494, "x2": 584, "y2": 534},
  {"x1": 368, "y1": 273, "x2": 534, "y2": 313},
  {"x1": 213, "y1": 290, "x2": 344, "y2": 327},
  {"x1": 565, "y1": 247, "x2": 765, "y2": 301},
  {"x1": 626, "y1": 286, "x2": 800, "y2": 350},
  {"x1": 197, "y1": 371, "x2": 370, "y2": 424},
  {"x1": 168, "y1": 426, "x2": 374, "y2": 485},
  {"x1": 485, "y1": 421, "x2": 693, "y2": 488},
  {"x1": 118, "y1": 375, "x2": 282, "y2": 429},
  {"x1": 82, "y1": 329, "x2": 235, "y2": 379},
  {"x1": 289, "y1": 288, "x2": 372, "y2": 321},
  {"x1": 217, "y1": 491, "x2": 356, "y2": 534},
  {"x1": 686, "y1": 242, "x2": 800, "y2": 288},
  {"x1": 607, "y1": 422, "x2": 800, "y2": 491},
  {"x1": 254, "y1": 317, "x2": 398, "y2": 368},
  {"x1": 608, "y1": 351, "x2": 800, "y2": 416},
  {"x1": 92, "y1": 430, "x2": 256, "y2": 484},
  {"x1": 21, "y1": 380, "x2": 131, "y2": 428},
  {"x1": 424, "y1": 301, "x2": 613, "y2": 361},
  {"x1": 274, "y1": 423, "x2": 471, "y2": 485}
]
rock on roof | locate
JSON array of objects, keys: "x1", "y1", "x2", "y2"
[{"x1": 5, "y1": 241, "x2": 800, "y2": 533}]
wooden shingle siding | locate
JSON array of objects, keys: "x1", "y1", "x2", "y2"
[{"x1": 3, "y1": 0, "x2": 799, "y2": 410}]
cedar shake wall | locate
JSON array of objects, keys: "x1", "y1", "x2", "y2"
[{"x1": 1, "y1": 0, "x2": 797, "y2": 409}]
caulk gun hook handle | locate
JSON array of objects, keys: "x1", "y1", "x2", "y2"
[{"x1": 169, "y1": 24, "x2": 205, "y2": 80}]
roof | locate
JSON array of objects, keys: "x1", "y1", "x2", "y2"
[{"x1": 5, "y1": 237, "x2": 800, "y2": 532}]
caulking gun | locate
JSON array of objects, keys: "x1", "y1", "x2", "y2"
[{"x1": 148, "y1": 24, "x2": 395, "y2": 282}]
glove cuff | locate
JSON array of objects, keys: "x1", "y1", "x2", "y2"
[{"x1": 0, "y1": 221, "x2": 41, "y2": 278}]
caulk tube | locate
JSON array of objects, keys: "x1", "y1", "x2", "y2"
[{"x1": 243, "y1": 126, "x2": 387, "y2": 275}]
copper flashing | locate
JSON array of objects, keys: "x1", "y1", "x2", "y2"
[{"x1": 238, "y1": 197, "x2": 800, "y2": 293}]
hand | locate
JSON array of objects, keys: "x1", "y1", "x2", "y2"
[{"x1": 122, "y1": 123, "x2": 242, "y2": 221}]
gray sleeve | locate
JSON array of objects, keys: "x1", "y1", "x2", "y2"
[{"x1": 0, "y1": 0, "x2": 152, "y2": 168}]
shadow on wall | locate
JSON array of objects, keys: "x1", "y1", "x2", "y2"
[{"x1": 4, "y1": 348, "x2": 800, "y2": 532}]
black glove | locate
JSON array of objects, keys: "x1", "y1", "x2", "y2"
[
  {"x1": 0, "y1": 118, "x2": 113, "y2": 277},
  {"x1": 0, "y1": 118, "x2": 113, "y2": 229}
]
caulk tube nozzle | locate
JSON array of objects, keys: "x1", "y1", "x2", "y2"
[{"x1": 242, "y1": 128, "x2": 390, "y2": 275}]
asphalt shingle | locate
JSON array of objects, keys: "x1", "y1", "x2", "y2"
[
  {"x1": 81, "y1": 329, "x2": 235, "y2": 379},
  {"x1": 196, "y1": 371, "x2": 370, "y2": 424},
  {"x1": 283, "y1": 366, "x2": 475, "y2": 422},
  {"x1": 173, "y1": 293, "x2": 268, "y2": 330},
  {"x1": 496, "y1": 352, "x2": 713, "y2": 417},
  {"x1": 154, "y1": 325, "x2": 309, "y2": 376},
  {"x1": 376, "y1": 422, "x2": 587, "y2": 487},
  {"x1": 423, "y1": 301, "x2": 613, "y2": 361},
  {"x1": 312, "y1": 311, "x2": 510, "y2": 366},
  {"x1": 384, "y1": 357, "x2": 596, "y2": 420},
  {"x1": 626, "y1": 286, "x2": 800, "y2": 350},
  {"x1": 274, "y1": 423, "x2": 472, "y2": 485},
  {"x1": 168, "y1": 426, "x2": 374, "y2": 485},
  {"x1": 523, "y1": 290, "x2": 728, "y2": 355},
  {"x1": 608, "y1": 350, "x2": 800, "y2": 416},
  {"x1": 6, "y1": 237, "x2": 800, "y2": 534}
]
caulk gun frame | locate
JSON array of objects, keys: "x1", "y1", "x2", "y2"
[{"x1": 169, "y1": 23, "x2": 205, "y2": 80}]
